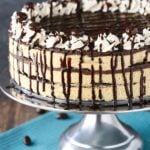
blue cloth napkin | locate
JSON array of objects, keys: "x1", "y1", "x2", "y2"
[{"x1": 0, "y1": 112, "x2": 150, "y2": 150}]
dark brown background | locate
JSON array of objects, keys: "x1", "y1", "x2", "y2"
[{"x1": 0, "y1": 0, "x2": 43, "y2": 133}]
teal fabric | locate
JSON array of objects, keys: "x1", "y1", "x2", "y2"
[{"x1": 0, "y1": 112, "x2": 150, "y2": 150}]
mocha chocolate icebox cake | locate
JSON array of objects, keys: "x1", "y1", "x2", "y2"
[{"x1": 9, "y1": 0, "x2": 150, "y2": 110}]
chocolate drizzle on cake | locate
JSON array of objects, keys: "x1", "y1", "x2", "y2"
[
  {"x1": 120, "y1": 52, "x2": 130, "y2": 103},
  {"x1": 21, "y1": 48, "x2": 25, "y2": 74},
  {"x1": 66, "y1": 57, "x2": 72, "y2": 108},
  {"x1": 129, "y1": 49, "x2": 134, "y2": 109},
  {"x1": 111, "y1": 50, "x2": 117, "y2": 109},
  {"x1": 60, "y1": 53, "x2": 72, "y2": 108},
  {"x1": 78, "y1": 49, "x2": 83, "y2": 108},
  {"x1": 40, "y1": 49, "x2": 47, "y2": 91},
  {"x1": 139, "y1": 69, "x2": 145, "y2": 107},
  {"x1": 99, "y1": 58, "x2": 103, "y2": 100},
  {"x1": 35, "y1": 52, "x2": 40, "y2": 95},
  {"x1": 16, "y1": 43, "x2": 21, "y2": 86},
  {"x1": 9, "y1": 0, "x2": 150, "y2": 111},
  {"x1": 41, "y1": 12, "x2": 149, "y2": 38},
  {"x1": 91, "y1": 65, "x2": 96, "y2": 106},
  {"x1": 50, "y1": 51, "x2": 55, "y2": 102},
  {"x1": 10, "y1": 50, "x2": 150, "y2": 75},
  {"x1": 28, "y1": 46, "x2": 33, "y2": 92}
]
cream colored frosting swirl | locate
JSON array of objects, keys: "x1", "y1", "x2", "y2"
[{"x1": 82, "y1": 0, "x2": 150, "y2": 15}]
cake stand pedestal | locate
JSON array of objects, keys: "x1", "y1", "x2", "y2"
[
  {"x1": 0, "y1": 69, "x2": 148, "y2": 150},
  {"x1": 59, "y1": 114, "x2": 142, "y2": 150}
]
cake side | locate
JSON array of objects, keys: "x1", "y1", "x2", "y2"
[
  {"x1": 8, "y1": 0, "x2": 150, "y2": 109},
  {"x1": 9, "y1": 36, "x2": 150, "y2": 103}
]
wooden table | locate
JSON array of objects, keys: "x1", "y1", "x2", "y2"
[{"x1": 0, "y1": 90, "x2": 39, "y2": 133}]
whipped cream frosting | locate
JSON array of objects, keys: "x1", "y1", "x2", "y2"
[
  {"x1": 82, "y1": 0, "x2": 150, "y2": 15},
  {"x1": 10, "y1": 0, "x2": 150, "y2": 52}
]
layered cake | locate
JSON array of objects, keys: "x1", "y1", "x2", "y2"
[{"x1": 9, "y1": 0, "x2": 150, "y2": 109}]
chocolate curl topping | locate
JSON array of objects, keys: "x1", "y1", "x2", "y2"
[{"x1": 16, "y1": 12, "x2": 27, "y2": 22}]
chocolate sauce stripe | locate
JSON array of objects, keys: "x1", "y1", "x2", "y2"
[
  {"x1": 111, "y1": 52, "x2": 117, "y2": 108},
  {"x1": 12, "y1": 40, "x2": 15, "y2": 79},
  {"x1": 10, "y1": 52, "x2": 150, "y2": 75},
  {"x1": 43, "y1": 12, "x2": 148, "y2": 26},
  {"x1": 51, "y1": 15, "x2": 145, "y2": 24},
  {"x1": 12, "y1": 69, "x2": 141, "y2": 88},
  {"x1": 129, "y1": 49, "x2": 134, "y2": 108},
  {"x1": 9, "y1": 80, "x2": 150, "y2": 109},
  {"x1": 43, "y1": 18, "x2": 148, "y2": 28},
  {"x1": 35, "y1": 52, "x2": 40, "y2": 94},
  {"x1": 40, "y1": 12, "x2": 149, "y2": 36},
  {"x1": 139, "y1": 69, "x2": 145, "y2": 106},
  {"x1": 46, "y1": 11, "x2": 135, "y2": 20},
  {"x1": 45, "y1": 17, "x2": 148, "y2": 27},
  {"x1": 50, "y1": 51, "x2": 55, "y2": 100},
  {"x1": 99, "y1": 58, "x2": 103, "y2": 100},
  {"x1": 16, "y1": 43, "x2": 21, "y2": 86},
  {"x1": 120, "y1": 53, "x2": 131, "y2": 101},
  {"x1": 91, "y1": 65, "x2": 96, "y2": 104}
]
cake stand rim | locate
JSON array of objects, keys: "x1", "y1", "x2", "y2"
[{"x1": 0, "y1": 68, "x2": 150, "y2": 114}]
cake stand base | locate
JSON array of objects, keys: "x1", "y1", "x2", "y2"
[{"x1": 59, "y1": 114, "x2": 143, "y2": 150}]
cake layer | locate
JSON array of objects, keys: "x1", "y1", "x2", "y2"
[
  {"x1": 9, "y1": 36, "x2": 150, "y2": 102},
  {"x1": 10, "y1": 63, "x2": 150, "y2": 102},
  {"x1": 9, "y1": 38, "x2": 149, "y2": 71},
  {"x1": 9, "y1": 50, "x2": 150, "y2": 85}
]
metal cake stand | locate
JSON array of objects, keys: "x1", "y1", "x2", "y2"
[{"x1": 1, "y1": 69, "x2": 150, "y2": 150}]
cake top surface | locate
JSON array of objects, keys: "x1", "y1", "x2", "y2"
[{"x1": 10, "y1": 0, "x2": 150, "y2": 52}]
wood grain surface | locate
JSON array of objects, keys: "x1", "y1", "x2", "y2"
[{"x1": 0, "y1": 90, "x2": 39, "y2": 133}]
